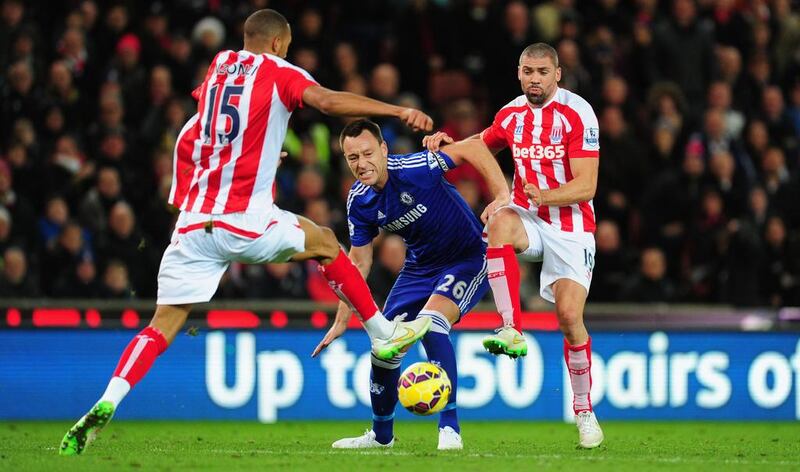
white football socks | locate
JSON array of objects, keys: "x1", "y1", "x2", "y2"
[{"x1": 98, "y1": 376, "x2": 131, "y2": 407}]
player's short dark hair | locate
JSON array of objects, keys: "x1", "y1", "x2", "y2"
[
  {"x1": 520, "y1": 43, "x2": 559, "y2": 68},
  {"x1": 339, "y1": 119, "x2": 384, "y2": 149},
  {"x1": 244, "y1": 9, "x2": 290, "y2": 40}
]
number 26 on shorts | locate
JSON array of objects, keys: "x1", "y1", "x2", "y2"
[{"x1": 436, "y1": 274, "x2": 468, "y2": 300}]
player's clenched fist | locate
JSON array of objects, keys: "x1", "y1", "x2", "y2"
[
  {"x1": 400, "y1": 108, "x2": 434, "y2": 132},
  {"x1": 521, "y1": 178, "x2": 544, "y2": 206}
]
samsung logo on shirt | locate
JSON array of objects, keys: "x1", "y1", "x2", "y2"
[{"x1": 381, "y1": 204, "x2": 428, "y2": 232}]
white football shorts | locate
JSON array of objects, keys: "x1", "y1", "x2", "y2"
[
  {"x1": 503, "y1": 203, "x2": 595, "y2": 303},
  {"x1": 157, "y1": 206, "x2": 305, "y2": 305}
]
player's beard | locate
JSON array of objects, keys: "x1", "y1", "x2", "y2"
[{"x1": 525, "y1": 87, "x2": 548, "y2": 106}]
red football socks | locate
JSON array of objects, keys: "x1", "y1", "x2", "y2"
[
  {"x1": 319, "y1": 249, "x2": 380, "y2": 321},
  {"x1": 487, "y1": 244, "x2": 522, "y2": 332},
  {"x1": 112, "y1": 326, "x2": 168, "y2": 387}
]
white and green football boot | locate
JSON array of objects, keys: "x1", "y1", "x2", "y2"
[
  {"x1": 482, "y1": 326, "x2": 528, "y2": 358},
  {"x1": 59, "y1": 401, "x2": 115, "y2": 456},
  {"x1": 372, "y1": 316, "x2": 432, "y2": 360}
]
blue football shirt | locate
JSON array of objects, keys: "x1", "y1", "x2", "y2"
[{"x1": 347, "y1": 150, "x2": 486, "y2": 272}]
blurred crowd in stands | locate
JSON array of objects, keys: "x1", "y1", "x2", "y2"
[{"x1": 0, "y1": 0, "x2": 798, "y2": 307}]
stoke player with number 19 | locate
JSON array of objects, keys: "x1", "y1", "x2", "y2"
[
  {"x1": 429, "y1": 43, "x2": 604, "y2": 448},
  {"x1": 312, "y1": 119, "x2": 510, "y2": 451}
]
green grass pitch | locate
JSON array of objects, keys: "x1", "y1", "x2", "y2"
[{"x1": 2, "y1": 421, "x2": 799, "y2": 471}]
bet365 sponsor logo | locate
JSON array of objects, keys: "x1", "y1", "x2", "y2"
[{"x1": 512, "y1": 144, "x2": 566, "y2": 159}]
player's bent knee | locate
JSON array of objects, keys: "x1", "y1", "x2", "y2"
[
  {"x1": 487, "y1": 209, "x2": 521, "y2": 244},
  {"x1": 306, "y1": 226, "x2": 340, "y2": 261}
]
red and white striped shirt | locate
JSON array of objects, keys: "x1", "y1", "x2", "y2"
[
  {"x1": 482, "y1": 88, "x2": 599, "y2": 233},
  {"x1": 169, "y1": 50, "x2": 318, "y2": 214}
]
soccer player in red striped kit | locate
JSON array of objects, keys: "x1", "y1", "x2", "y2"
[
  {"x1": 428, "y1": 42, "x2": 603, "y2": 448},
  {"x1": 60, "y1": 9, "x2": 435, "y2": 456}
]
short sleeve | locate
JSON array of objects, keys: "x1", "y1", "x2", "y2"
[
  {"x1": 388, "y1": 151, "x2": 455, "y2": 188},
  {"x1": 566, "y1": 103, "x2": 600, "y2": 159},
  {"x1": 192, "y1": 51, "x2": 227, "y2": 101},
  {"x1": 348, "y1": 214, "x2": 378, "y2": 247},
  {"x1": 346, "y1": 189, "x2": 378, "y2": 247},
  {"x1": 275, "y1": 66, "x2": 319, "y2": 112},
  {"x1": 481, "y1": 110, "x2": 510, "y2": 150}
]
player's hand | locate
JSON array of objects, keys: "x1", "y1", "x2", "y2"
[
  {"x1": 312, "y1": 319, "x2": 348, "y2": 357},
  {"x1": 481, "y1": 193, "x2": 511, "y2": 224},
  {"x1": 522, "y1": 178, "x2": 544, "y2": 206},
  {"x1": 422, "y1": 131, "x2": 454, "y2": 153},
  {"x1": 278, "y1": 151, "x2": 288, "y2": 166},
  {"x1": 400, "y1": 108, "x2": 434, "y2": 132}
]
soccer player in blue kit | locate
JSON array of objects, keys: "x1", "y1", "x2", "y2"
[{"x1": 312, "y1": 119, "x2": 510, "y2": 450}]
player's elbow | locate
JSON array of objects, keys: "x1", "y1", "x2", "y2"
[
  {"x1": 583, "y1": 181, "x2": 597, "y2": 201},
  {"x1": 315, "y1": 91, "x2": 340, "y2": 115}
]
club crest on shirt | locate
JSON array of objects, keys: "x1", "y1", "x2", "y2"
[
  {"x1": 400, "y1": 192, "x2": 414, "y2": 205},
  {"x1": 584, "y1": 127, "x2": 599, "y2": 148},
  {"x1": 550, "y1": 123, "x2": 563, "y2": 144}
]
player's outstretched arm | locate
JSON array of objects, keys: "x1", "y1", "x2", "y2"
[
  {"x1": 424, "y1": 131, "x2": 511, "y2": 223},
  {"x1": 302, "y1": 85, "x2": 433, "y2": 131},
  {"x1": 312, "y1": 242, "x2": 374, "y2": 357}
]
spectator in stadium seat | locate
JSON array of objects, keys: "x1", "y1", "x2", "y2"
[
  {"x1": 0, "y1": 158, "x2": 35, "y2": 244},
  {"x1": 651, "y1": 0, "x2": 716, "y2": 118},
  {"x1": 707, "y1": 151, "x2": 749, "y2": 218},
  {"x1": 600, "y1": 75, "x2": 636, "y2": 121},
  {"x1": 698, "y1": 108, "x2": 749, "y2": 181},
  {"x1": 41, "y1": 220, "x2": 91, "y2": 294},
  {"x1": 640, "y1": 141, "x2": 708, "y2": 276},
  {"x1": 79, "y1": 166, "x2": 122, "y2": 235},
  {"x1": 257, "y1": 262, "x2": 308, "y2": 299},
  {"x1": 53, "y1": 255, "x2": 103, "y2": 298},
  {"x1": 556, "y1": 38, "x2": 592, "y2": 101},
  {"x1": 0, "y1": 0, "x2": 28, "y2": 69},
  {"x1": 686, "y1": 189, "x2": 729, "y2": 301},
  {"x1": 739, "y1": 52, "x2": 771, "y2": 116},
  {"x1": 107, "y1": 33, "x2": 147, "y2": 126},
  {"x1": 759, "y1": 147, "x2": 794, "y2": 218},
  {"x1": 590, "y1": 220, "x2": 632, "y2": 303},
  {"x1": 0, "y1": 206, "x2": 20, "y2": 254},
  {"x1": 99, "y1": 258, "x2": 132, "y2": 298},
  {"x1": 620, "y1": 247, "x2": 675, "y2": 303},
  {"x1": 707, "y1": 81, "x2": 745, "y2": 140},
  {"x1": 596, "y1": 106, "x2": 647, "y2": 230},
  {"x1": 96, "y1": 201, "x2": 156, "y2": 297},
  {"x1": 45, "y1": 60, "x2": 84, "y2": 127},
  {"x1": 165, "y1": 35, "x2": 193, "y2": 95},
  {"x1": 760, "y1": 86, "x2": 798, "y2": 154},
  {"x1": 1, "y1": 61, "x2": 42, "y2": 140},
  {"x1": 760, "y1": 216, "x2": 800, "y2": 306},
  {"x1": 722, "y1": 213, "x2": 765, "y2": 307},
  {"x1": 38, "y1": 195, "x2": 70, "y2": 249},
  {"x1": 486, "y1": 0, "x2": 539, "y2": 111},
  {"x1": 4, "y1": 142, "x2": 37, "y2": 205},
  {"x1": 332, "y1": 42, "x2": 362, "y2": 90},
  {"x1": 368, "y1": 63, "x2": 405, "y2": 146},
  {"x1": 140, "y1": 65, "x2": 174, "y2": 149},
  {"x1": 0, "y1": 246, "x2": 38, "y2": 297},
  {"x1": 367, "y1": 234, "x2": 406, "y2": 305}
]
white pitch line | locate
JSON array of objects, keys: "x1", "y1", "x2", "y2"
[{"x1": 202, "y1": 449, "x2": 800, "y2": 467}]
